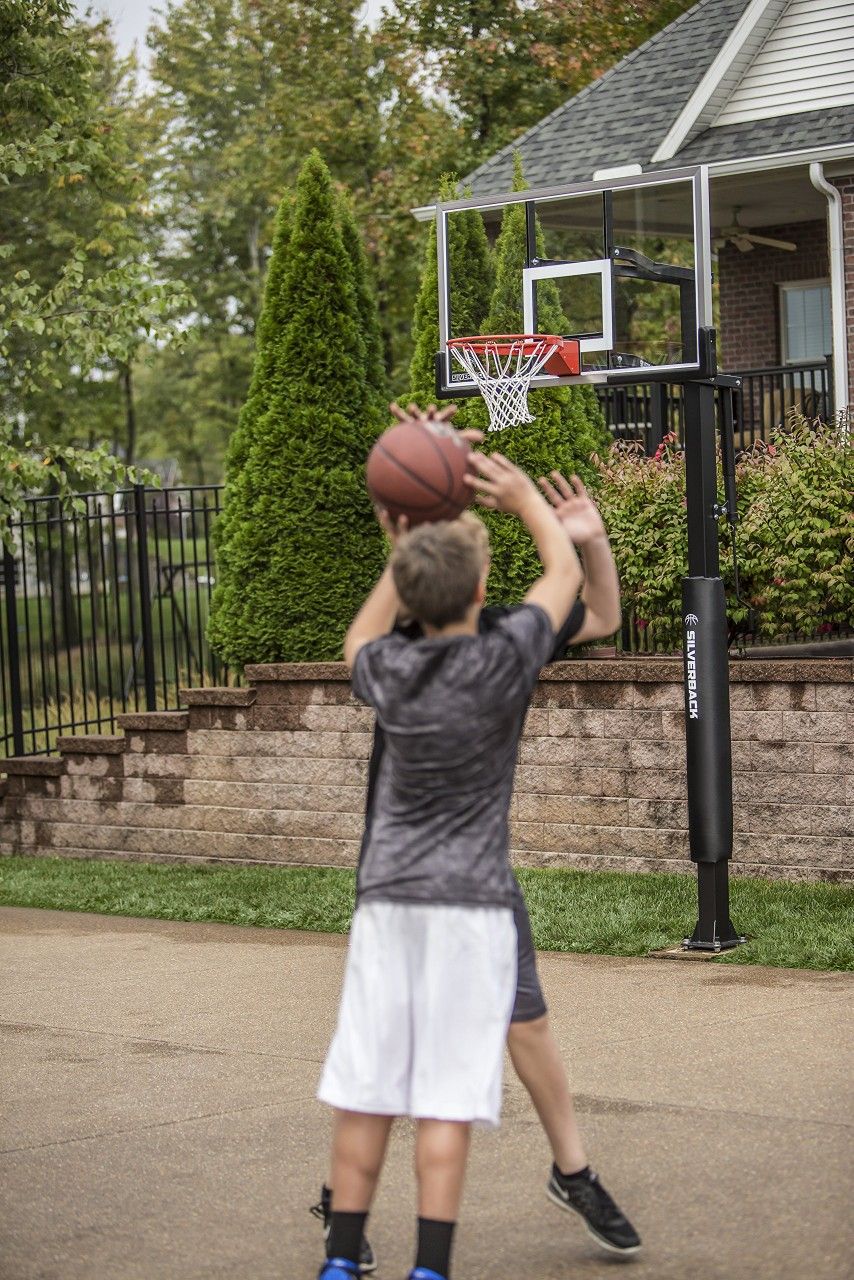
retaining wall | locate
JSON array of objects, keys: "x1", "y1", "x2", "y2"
[{"x1": 1, "y1": 660, "x2": 851, "y2": 882}]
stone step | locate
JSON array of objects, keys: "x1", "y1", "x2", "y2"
[
  {"x1": 20, "y1": 796, "x2": 364, "y2": 840},
  {"x1": 179, "y1": 687, "x2": 257, "y2": 706},
  {"x1": 116, "y1": 712, "x2": 189, "y2": 732},
  {"x1": 57, "y1": 736, "x2": 126, "y2": 755},
  {"x1": 17, "y1": 819, "x2": 360, "y2": 865}
]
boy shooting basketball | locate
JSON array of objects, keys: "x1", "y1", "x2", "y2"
[
  {"x1": 314, "y1": 408, "x2": 641, "y2": 1272},
  {"x1": 316, "y1": 452, "x2": 583, "y2": 1280}
]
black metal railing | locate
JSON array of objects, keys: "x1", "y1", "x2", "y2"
[
  {"x1": 596, "y1": 357, "x2": 834, "y2": 452},
  {"x1": 1, "y1": 484, "x2": 233, "y2": 758}
]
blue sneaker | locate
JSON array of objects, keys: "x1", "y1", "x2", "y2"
[
  {"x1": 318, "y1": 1261, "x2": 361, "y2": 1280},
  {"x1": 408, "y1": 1270, "x2": 447, "y2": 1280}
]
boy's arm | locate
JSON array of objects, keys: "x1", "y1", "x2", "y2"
[
  {"x1": 539, "y1": 472, "x2": 622, "y2": 642},
  {"x1": 343, "y1": 512, "x2": 406, "y2": 669},
  {"x1": 465, "y1": 453, "x2": 583, "y2": 631}
]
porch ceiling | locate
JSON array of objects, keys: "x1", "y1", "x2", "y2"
[{"x1": 710, "y1": 167, "x2": 828, "y2": 232}]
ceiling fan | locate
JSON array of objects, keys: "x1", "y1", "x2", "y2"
[{"x1": 715, "y1": 208, "x2": 797, "y2": 253}]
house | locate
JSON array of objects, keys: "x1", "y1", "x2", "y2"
[{"x1": 461, "y1": 0, "x2": 854, "y2": 444}]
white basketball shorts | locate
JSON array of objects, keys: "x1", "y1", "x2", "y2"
[{"x1": 317, "y1": 901, "x2": 517, "y2": 1128}]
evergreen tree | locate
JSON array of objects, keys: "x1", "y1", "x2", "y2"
[
  {"x1": 224, "y1": 195, "x2": 295, "y2": 478},
  {"x1": 208, "y1": 151, "x2": 386, "y2": 665},
  {"x1": 338, "y1": 193, "x2": 388, "y2": 414}
]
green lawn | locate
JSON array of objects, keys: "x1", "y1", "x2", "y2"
[{"x1": 1, "y1": 856, "x2": 850, "y2": 971}]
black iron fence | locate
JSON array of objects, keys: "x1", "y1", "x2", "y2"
[
  {"x1": 596, "y1": 357, "x2": 834, "y2": 451},
  {"x1": 1, "y1": 485, "x2": 232, "y2": 758}
]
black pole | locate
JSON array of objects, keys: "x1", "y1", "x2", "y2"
[
  {"x1": 2, "y1": 541, "x2": 25, "y2": 757},
  {"x1": 648, "y1": 382, "x2": 668, "y2": 455},
  {"x1": 681, "y1": 367, "x2": 744, "y2": 951},
  {"x1": 133, "y1": 484, "x2": 157, "y2": 712}
]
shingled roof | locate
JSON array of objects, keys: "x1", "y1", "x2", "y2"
[{"x1": 463, "y1": 0, "x2": 854, "y2": 195}]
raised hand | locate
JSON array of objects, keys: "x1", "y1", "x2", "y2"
[
  {"x1": 465, "y1": 452, "x2": 540, "y2": 515},
  {"x1": 538, "y1": 472, "x2": 607, "y2": 546},
  {"x1": 389, "y1": 400, "x2": 484, "y2": 446},
  {"x1": 375, "y1": 507, "x2": 409, "y2": 546}
]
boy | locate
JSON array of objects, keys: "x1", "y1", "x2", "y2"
[
  {"x1": 314, "y1": 410, "x2": 640, "y2": 1272},
  {"x1": 316, "y1": 451, "x2": 583, "y2": 1280}
]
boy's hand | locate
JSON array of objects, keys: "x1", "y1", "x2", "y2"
[
  {"x1": 389, "y1": 400, "x2": 485, "y2": 447},
  {"x1": 538, "y1": 472, "x2": 607, "y2": 546},
  {"x1": 376, "y1": 507, "x2": 409, "y2": 546},
  {"x1": 465, "y1": 451, "x2": 540, "y2": 515}
]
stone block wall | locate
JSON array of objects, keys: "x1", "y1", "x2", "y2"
[{"x1": 1, "y1": 660, "x2": 851, "y2": 882}]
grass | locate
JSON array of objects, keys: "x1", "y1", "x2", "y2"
[{"x1": 1, "y1": 856, "x2": 851, "y2": 971}]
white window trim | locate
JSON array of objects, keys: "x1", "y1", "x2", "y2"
[{"x1": 778, "y1": 279, "x2": 833, "y2": 365}]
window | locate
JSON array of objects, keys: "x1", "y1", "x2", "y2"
[{"x1": 780, "y1": 282, "x2": 832, "y2": 363}]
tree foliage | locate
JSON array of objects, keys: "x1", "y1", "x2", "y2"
[
  {"x1": 0, "y1": 0, "x2": 175, "y2": 525},
  {"x1": 207, "y1": 152, "x2": 386, "y2": 665},
  {"x1": 378, "y1": 1, "x2": 695, "y2": 161}
]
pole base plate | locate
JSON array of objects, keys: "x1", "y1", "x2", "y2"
[{"x1": 682, "y1": 930, "x2": 748, "y2": 953}]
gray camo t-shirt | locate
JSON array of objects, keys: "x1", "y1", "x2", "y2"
[{"x1": 351, "y1": 604, "x2": 555, "y2": 909}]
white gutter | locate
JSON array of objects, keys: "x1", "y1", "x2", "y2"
[
  {"x1": 707, "y1": 142, "x2": 854, "y2": 179},
  {"x1": 412, "y1": 143, "x2": 854, "y2": 220},
  {"x1": 809, "y1": 162, "x2": 849, "y2": 414}
]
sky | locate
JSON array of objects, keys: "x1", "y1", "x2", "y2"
[{"x1": 75, "y1": 0, "x2": 388, "y2": 63}]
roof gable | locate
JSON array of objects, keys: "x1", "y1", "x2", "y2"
[
  {"x1": 652, "y1": 0, "x2": 789, "y2": 161},
  {"x1": 715, "y1": 0, "x2": 854, "y2": 126}
]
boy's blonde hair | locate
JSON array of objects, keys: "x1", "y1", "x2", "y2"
[{"x1": 391, "y1": 513, "x2": 490, "y2": 629}]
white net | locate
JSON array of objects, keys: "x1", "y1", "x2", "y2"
[{"x1": 448, "y1": 336, "x2": 561, "y2": 432}]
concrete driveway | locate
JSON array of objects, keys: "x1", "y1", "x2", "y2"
[{"x1": 1, "y1": 907, "x2": 851, "y2": 1280}]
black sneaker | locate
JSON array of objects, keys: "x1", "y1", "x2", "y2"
[
  {"x1": 547, "y1": 1164, "x2": 641, "y2": 1256},
  {"x1": 309, "y1": 1186, "x2": 377, "y2": 1275}
]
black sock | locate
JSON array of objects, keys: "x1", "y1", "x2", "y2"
[
  {"x1": 555, "y1": 1161, "x2": 592, "y2": 1183},
  {"x1": 327, "y1": 1210, "x2": 367, "y2": 1264},
  {"x1": 415, "y1": 1217, "x2": 455, "y2": 1277}
]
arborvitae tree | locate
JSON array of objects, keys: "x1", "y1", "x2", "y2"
[
  {"x1": 208, "y1": 150, "x2": 386, "y2": 665},
  {"x1": 224, "y1": 195, "x2": 294, "y2": 478},
  {"x1": 408, "y1": 175, "x2": 493, "y2": 404},
  {"x1": 476, "y1": 154, "x2": 609, "y2": 603},
  {"x1": 338, "y1": 193, "x2": 388, "y2": 414}
]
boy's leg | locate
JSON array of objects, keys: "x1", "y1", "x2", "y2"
[
  {"x1": 507, "y1": 1014, "x2": 587, "y2": 1174},
  {"x1": 508, "y1": 879, "x2": 587, "y2": 1172},
  {"x1": 413, "y1": 1119, "x2": 470, "y2": 1278},
  {"x1": 415, "y1": 1119, "x2": 471, "y2": 1219},
  {"x1": 323, "y1": 1110, "x2": 392, "y2": 1271},
  {"x1": 509, "y1": 883, "x2": 641, "y2": 1254},
  {"x1": 330, "y1": 1110, "x2": 394, "y2": 1211}
]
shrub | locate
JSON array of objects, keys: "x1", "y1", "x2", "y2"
[
  {"x1": 592, "y1": 413, "x2": 854, "y2": 650},
  {"x1": 736, "y1": 416, "x2": 853, "y2": 640}
]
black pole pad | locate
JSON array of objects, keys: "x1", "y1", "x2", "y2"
[{"x1": 682, "y1": 575, "x2": 733, "y2": 864}]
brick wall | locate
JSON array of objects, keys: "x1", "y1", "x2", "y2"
[
  {"x1": 832, "y1": 174, "x2": 854, "y2": 404},
  {"x1": 718, "y1": 219, "x2": 829, "y2": 372},
  {"x1": 1, "y1": 661, "x2": 852, "y2": 883}
]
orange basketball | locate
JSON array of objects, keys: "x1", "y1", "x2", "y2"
[{"x1": 365, "y1": 420, "x2": 473, "y2": 526}]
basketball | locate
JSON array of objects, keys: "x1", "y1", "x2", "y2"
[{"x1": 365, "y1": 419, "x2": 473, "y2": 526}]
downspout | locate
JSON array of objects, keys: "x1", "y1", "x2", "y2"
[{"x1": 809, "y1": 162, "x2": 849, "y2": 415}]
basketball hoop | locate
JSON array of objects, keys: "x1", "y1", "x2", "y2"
[{"x1": 447, "y1": 335, "x2": 581, "y2": 432}]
